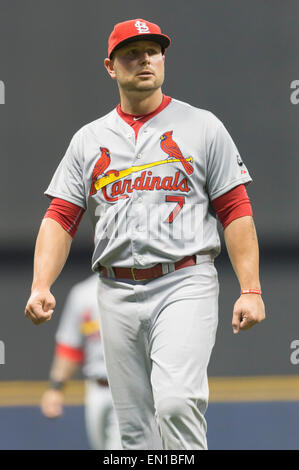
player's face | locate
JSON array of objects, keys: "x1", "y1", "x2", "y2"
[{"x1": 105, "y1": 40, "x2": 165, "y2": 93}]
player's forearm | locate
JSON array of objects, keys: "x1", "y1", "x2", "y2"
[
  {"x1": 224, "y1": 216, "x2": 261, "y2": 291},
  {"x1": 49, "y1": 355, "x2": 79, "y2": 383},
  {"x1": 31, "y1": 218, "x2": 72, "y2": 291}
]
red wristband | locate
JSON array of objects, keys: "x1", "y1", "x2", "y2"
[{"x1": 241, "y1": 289, "x2": 262, "y2": 295}]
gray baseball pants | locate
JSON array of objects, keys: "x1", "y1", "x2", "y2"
[
  {"x1": 96, "y1": 255, "x2": 219, "y2": 450},
  {"x1": 85, "y1": 380, "x2": 122, "y2": 450}
]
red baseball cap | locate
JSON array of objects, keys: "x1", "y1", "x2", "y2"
[{"x1": 108, "y1": 19, "x2": 171, "y2": 58}]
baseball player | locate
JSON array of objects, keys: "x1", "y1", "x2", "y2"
[
  {"x1": 25, "y1": 18, "x2": 265, "y2": 450},
  {"x1": 40, "y1": 274, "x2": 121, "y2": 450}
]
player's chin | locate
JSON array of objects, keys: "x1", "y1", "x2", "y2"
[
  {"x1": 135, "y1": 80, "x2": 161, "y2": 92},
  {"x1": 135, "y1": 77, "x2": 155, "y2": 85}
]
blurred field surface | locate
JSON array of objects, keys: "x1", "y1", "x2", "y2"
[{"x1": 1, "y1": 375, "x2": 299, "y2": 406}]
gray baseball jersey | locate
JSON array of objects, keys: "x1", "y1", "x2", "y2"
[
  {"x1": 55, "y1": 274, "x2": 106, "y2": 380},
  {"x1": 45, "y1": 98, "x2": 252, "y2": 271}
]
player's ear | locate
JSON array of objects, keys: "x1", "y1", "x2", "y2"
[{"x1": 104, "y1": 58, "x2": 117, "y2": 80}]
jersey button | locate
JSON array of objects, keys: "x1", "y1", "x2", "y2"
[
  {"x1": 137, "y1": 153, "x2": 142, "y2": 159},
  {"x1": 136, "y1": 255, "x2": 144, "y2": 264},
  {"x1": 137, "y1": 197, "x2": 143, "y2": 203}
]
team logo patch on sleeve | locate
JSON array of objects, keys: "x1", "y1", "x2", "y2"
[{"x1": 236, "y1": 154, "x2": 243, "y2": 166}]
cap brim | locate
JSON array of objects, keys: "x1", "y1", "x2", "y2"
[{"x1": 110, "y1": 34, "x2": 171, "y2": 58}]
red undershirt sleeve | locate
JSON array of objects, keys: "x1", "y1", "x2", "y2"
[
  {"x1": 44, "y1": 198, "x2": 85, "y2": 239},
  {"x1": 55, "y1": 343, "x2": 84, "y2": 362},
  {"x1": 211, "y1": 184, "x2": 253, "y2": 230}
]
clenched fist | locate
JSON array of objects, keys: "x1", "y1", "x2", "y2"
[
  {"x1": 25, "y1": 288, "x2": 56, "y2": 325},
  {"x1": 232, "y1": 294, "x2": 266, "y2": 334}
]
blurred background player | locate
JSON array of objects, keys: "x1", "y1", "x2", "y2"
[{"x1": 40, "y1": 274, "x2": 121, "y2": 450}]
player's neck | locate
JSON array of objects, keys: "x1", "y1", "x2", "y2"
[{"x1": 118, "y1": 88, "x2": 163, "y2": 116}]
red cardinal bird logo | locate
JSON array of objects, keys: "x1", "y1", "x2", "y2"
[
  {"x1": 90, "y1": 147, "x2": 111, "y2": 195},
  {"x1": 160, "y1": 131, "x2": 193, "y2": 175}
]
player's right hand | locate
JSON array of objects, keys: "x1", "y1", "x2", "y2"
[
  {"x1": 40, "y1": 389, "x2": 64, "y2": 418},
  {"x1": 24, "y1": 289, "x2": 56, "y2": 325}
]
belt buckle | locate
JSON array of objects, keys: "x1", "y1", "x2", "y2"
[{"x1": 131, "y1": 267, "x2": 147, "y2": 282}]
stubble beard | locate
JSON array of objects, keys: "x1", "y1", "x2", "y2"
[{"x1": 118, "y1": 72, "x2": 164, "y2": 95}]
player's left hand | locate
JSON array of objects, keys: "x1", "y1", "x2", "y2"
[
  {"x1": 232, "y1": 294, "x2": 265, "y2": 334},
  {"x1": 40, "y1": 389, "x2": 64, "y2": 418}
]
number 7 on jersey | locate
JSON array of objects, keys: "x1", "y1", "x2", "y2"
[{"x1": 164, "y1": 195, "x2": 185, "y2": 223}]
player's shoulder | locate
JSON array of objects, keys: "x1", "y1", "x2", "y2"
[
  {"x1": 170, "y1": 97, "x2": 222, "y2": 127},
  {"x1": 170, "y1": 97, "x2": 217, "y2": 118},
  {"x1": 70, "y1": 108, "x2": 117, "y2": 143}
]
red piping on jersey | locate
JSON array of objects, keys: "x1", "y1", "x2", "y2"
[
  {"x1": 211, "y1": 184, "x2": 253, "y2": 229},
  {"x1": 116, "y1": 94, "x2": 172, "y2": 139},
  {"x1": 55, "y1": 343, "x2": 84, "y2": 362},
  {"x1": 44, "y1": 198, "x2": 85, "y2": 238}
]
